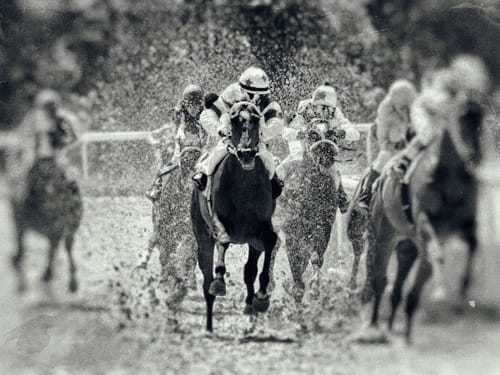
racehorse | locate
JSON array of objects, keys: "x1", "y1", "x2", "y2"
[
  {"x1": 150, "y1": 146, "x2": 202, "y2": 307},
  {"x1": 362, "y1": 100, "x2": 486, "y2": 341},
  {"x1": 191, "y1": 101, "x2": 278, "y2": 332},
  {"x1": 10, "y1": 133, "x2": 82, "y2": 293},
  {"x1": 280, "y1": 120, "x2": 349, "y2": 302}
]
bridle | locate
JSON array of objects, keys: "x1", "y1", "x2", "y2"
[{"x1": 227, "y1": 101, "x2": 262, "y2": 157}]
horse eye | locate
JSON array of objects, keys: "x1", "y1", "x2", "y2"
[{"x1": 325, "y1": 130, "x2": 335, "y2": 140}]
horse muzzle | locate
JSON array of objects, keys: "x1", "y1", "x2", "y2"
[
  {"x1": 236, "y1": 148, "x2": 258, "y2": 170},
  {"x1": 310, "y1": 140, "x2": 338, "y2": 169}
]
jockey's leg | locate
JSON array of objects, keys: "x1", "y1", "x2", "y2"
[
  {"x1": 146, "y1": 159, "x2": 179, "y2": 202},
  {"x1": 192, "y1": 141, "x2": 228, "y2": 191},
  {"x1": 359, "y1": 151, "x2": 387, "y2": 209},
  {"x1": 258, "y1": 145, "x2": 284, "y2": 199}
]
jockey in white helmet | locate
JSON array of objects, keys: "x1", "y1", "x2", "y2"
[
  {"x1": 358, "y1": 79, "x2": 418, "y2": 209},
  {"x1": 277, "y1": 83, "x2": 360, "y2": 212},
  {"x1": 193, "y1": 67, "x2": 285, "y2": 199}
]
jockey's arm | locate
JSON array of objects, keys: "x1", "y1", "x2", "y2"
[
  {"x1": 199, "y1": 108, "x2": 222, "y2": 139},
  {"x1": 335, "y1": 109, "x2": 360, "y2": 142}
]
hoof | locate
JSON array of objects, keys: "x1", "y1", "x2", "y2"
[
  {"x1": 42, "y1": 269, "x2": 53, "y2": 283},
  {"x1": 69, "y1": 279, "x2": 78, "y2": 293},
  {"x1": 351, "y1": 325, "x2": 390, "y2": 344},
  {"x1": 243, "y1": 304, "x2": 255, "y2": 315},
  {"x1": 208, "y1": 279, "x2": 226, "y2": 296},
  {"x1": 252, "y1": 294, "x2": 270, "y2": 313}
]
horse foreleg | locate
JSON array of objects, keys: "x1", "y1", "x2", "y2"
[
  {"x1": 286, "y1": 234, "x2": 309, "y2": 303},
  {"x1": 416, "y1": 213, "x2": 446, "y2": 301},
  {"x1": 405, "y1": 257, "x2": 432, "y2": 343},
  {"x1": 243, "y1": 246, "x2": 260, "y2": 314},
  {"x1": 388, "y1": 239, "x2": 418, "y2": 331},
  {"x1": 196, "y1": 233, "x2": 216, "y2": 332},
  {"x1": 64, "y1": 234, "x2": 78, "y2": 293},
  {"x1": 460, "y1": 221, "x2": 477, "y2": 299},
  {"x1": 252, "y1": 229, "x2": 278, "y2": 312},
  {"x1": 43, "y1": 235, "x2": 61, "y2": 284},
  {"x1": 209, "y1": 241, "x2": 228, "y2": 296},
  {"x1": 11, "y1": 218, "x2": 27, "y2": 293}
]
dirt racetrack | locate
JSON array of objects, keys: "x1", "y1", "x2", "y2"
[{"x1": 0, "y1": 191, "x2": 499, "y2": 374}]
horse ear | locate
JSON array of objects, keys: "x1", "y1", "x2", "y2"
[{"x1": 204, "y1": 93, "x2": 219, "y2": 108}]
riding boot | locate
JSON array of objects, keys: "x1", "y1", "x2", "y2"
[
  {"x1": 271, "y1": 173, "x2": 284, "y2": 199},
  {"x1": 358, "y1": 168, "x2": 380, "y2": 210},
  {"x1": 337, "y1": 182, "x2": 350, "y2": 214},
  {"x1": 192, "y1": 172, "x2": 208, "y2": 191}
]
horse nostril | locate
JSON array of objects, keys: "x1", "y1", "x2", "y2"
[
  {"x1": 237, "y1": 150, "x2": 243, "y2": 158},
  {"x1": 250, "y1": 150, "x2": 257, "y2": 158}
]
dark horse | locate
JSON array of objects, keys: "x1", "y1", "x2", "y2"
[
  {"x1": 11, "y1": 132, "x2": 82, "y2": 293},
  {"x1": 280, "y1": 120, "x2": 349, "y2": 302},
  {"x1": 191, "y1": 101, "x2": 278, "y2": 332},
  {"x1": 363, "y1": 100, "x2": 485, "y2": 341}
]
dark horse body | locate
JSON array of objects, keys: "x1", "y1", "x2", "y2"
[
  {"x1": 11, "y1": 157, "x2": 82, "y2": 293},
  {"x1": 363, "y1": 101, "x2": 484, "y2": 341},
  {"x1": 281, "y1": 126, "x2": 348, "y2": 302},
  {"x1": 191, "y1": 102, "x2": 278, "y2": 332}
]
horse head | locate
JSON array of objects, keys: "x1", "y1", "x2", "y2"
[
  {"x1": 301, "y1": 118, "x2": 341, "y2": 170},
  {"x1": 228, "y1": 101, "x2": 262, "y2": 171},
  {"x1": 448, "y1": 99, "x2": 486, "y2": 170}
]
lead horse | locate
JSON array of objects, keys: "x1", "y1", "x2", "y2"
[
  {"x1": 363, "y1": 100, "x2": 485, "y2": 341},
  {"x1": 191, "y1": 101, "x2": 278, "y2": 332}
]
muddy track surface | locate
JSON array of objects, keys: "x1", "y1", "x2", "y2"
[{"x1": 0, "y1": 196, "x2": 499, "y2": 374}]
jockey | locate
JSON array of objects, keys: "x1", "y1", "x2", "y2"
[
  {"x1": 391, "y1": 55, "x2": 490, "y2": 180},
  {"x1": 146, "y1": 84, "x2": 206, "y2": 202},
  {"x1": 278, "y1": 83, "x2": 360, "y2": 212},
  {"x1": 358, "y1": 79, "x2": 417, "y2": 209},
  {"x1": 8, "y1": 89, "x2": 79, "y2": 201},
  {"x1": 192, "y1": 67, "x2": 285, "y2": 198}
]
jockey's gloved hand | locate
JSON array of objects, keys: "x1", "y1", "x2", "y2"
[
  {"x1": 217, "y1": 125, "x2": 229, "y2": 138},
  {"x1": 390, "y1": 156, "x2": 411, "y2": 180}
]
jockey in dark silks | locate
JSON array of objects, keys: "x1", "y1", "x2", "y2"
[
  {"x1": 146, "y1": 84, "x2": 206, "y2": 202},
  {"x1": 7, "y1": 89, "x2": 79, "y2": 203}
]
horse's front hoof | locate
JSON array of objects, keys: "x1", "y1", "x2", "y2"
[
  {"x1": 208, "y1": 279, "x2": 226, "y2": 296},
  {"x1": 69, "y1": 279, "x2": 78, "y2": 293},
  {"x1": 252, "y1": 294, "x2": 270, "y2": 313},
  {"x1": 243, "y1": 304, "x2": 255, "y2": 315}
]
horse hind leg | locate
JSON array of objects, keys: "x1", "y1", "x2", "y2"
[
  {"x1": 64, "y1": 233, "x2": 78, "y2": 293},
  {"x1": 348, "y1": 210, "x2": 367, "y2": 290},
  {"x1": 43, "y1": 234, "x2": 61, "y2": 284},
  {"x1": 405, "y1": 257, "x2": 432, "y2": 343},
  {"x1": 285, "y1": 230, "x2": 308, "y2": 302},
  {"x1": 12, "y1": 220, "x2": 27, "y2": 293},
  {"x1": 388, "y1": 239, "x2": 418, "y2": 331}
]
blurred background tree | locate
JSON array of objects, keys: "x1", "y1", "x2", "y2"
[{"x1": 1, "y1": 0, "x2": 498, "y2": 132}]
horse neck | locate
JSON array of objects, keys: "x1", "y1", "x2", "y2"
[
  {"x1": 433, "y1": 129, "x2": 476, "y2": 201},
  {"x1": 221, "y1": 154, "x2": 268, "y2": 186}
]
